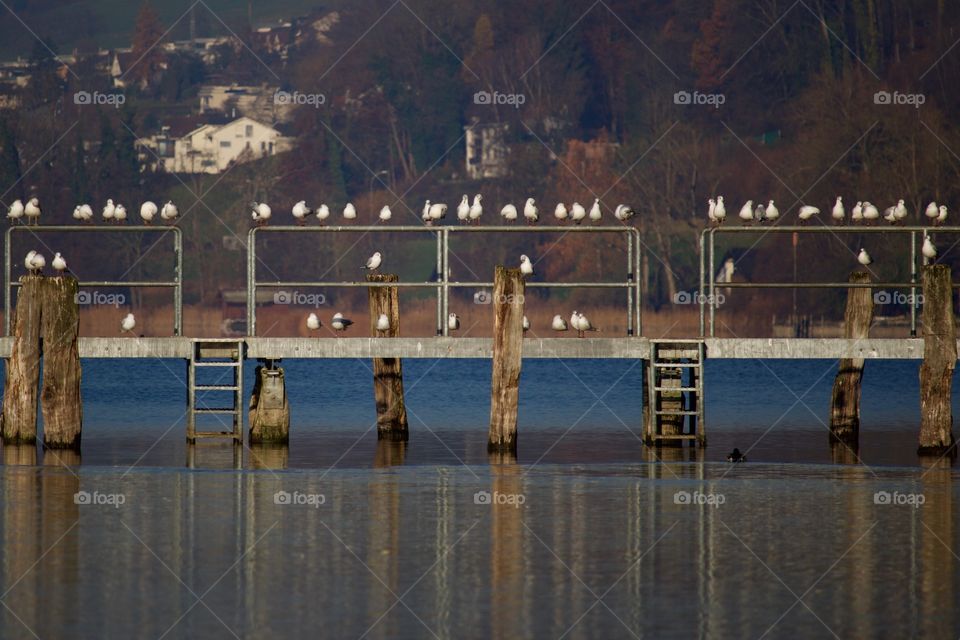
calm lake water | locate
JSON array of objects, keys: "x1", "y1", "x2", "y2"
[{"x1": 1, "y1": 359, "x2": 958, "y2": 638}]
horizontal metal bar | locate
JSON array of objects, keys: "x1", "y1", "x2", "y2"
[
  {"x1": 717, "y1": 282, "x2": 922, "y2": 289},
  {"x1": 706, "y1": 225, "x2": 960, "y2": 233},
  {"x1": 8, "y1": 225, "x2": 181, "y2": 233},
  {"x1": 446, "y1": 282, "x2": 633, "y2": 288},
  {"x1": 446, "y1": 226, "x2": 635, "y2": 233},
  {"x1": 255, "y1": 281, "x2": 440, "y2": 288},
  {"x1": 11, "y1": 281, "x2": 178, "y2": 288},
  {"x1": 250, "y1": 225, "x2": 634, "y2": 233},
  {"x1": 252, "y1": 225, "x2": 440, "y2": 233}
]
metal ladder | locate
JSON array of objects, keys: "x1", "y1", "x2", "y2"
[
  {"x1": 187, "y1": 339, "x2": 244, "y2": 443},
  {"x1": 645, "y1": 340, "x2": 705, "y2": 446}
]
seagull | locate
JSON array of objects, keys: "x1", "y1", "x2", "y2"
[
  {"x1": 364, "y1": 251, "x2": 382, "y2": 271},
  {"x1": 103, "y1": 199, "x2": 116, "y2": 222},
  {"x1": 925, "y1": 201, "x2": 939, "y2": 221},
  {"x1": 501, "y1": 203, "x2": 518, "y2": 222},
  {"x1": 862, "y1": 202, "x2": 880, "y2": 223},
  {"x1": 588, "y1": 198, "x2": 602, "y2": 223},
  {"x1": 922, "y1": 235, "x2": 937, "y2": 262},
  {"x1": 551, "y1": 314, "x2": 568, "y2": 331},
  {"x1": 571, "y1": 202, "x2": 586, "y2": 224},
  {"x1": 121, "y1": 313, "x2": 136, "y2": 333},
  {"x1": 160, "y1": 201, "x2": 178, "y2": 224},
  {"x1": 571, "y1": 311, "x2": 598, "y2": 338},
  {"x1": 24, "y1": 250, "x2": 44, "y2": 274},
  {"x1": 614, "y1": 204, "x2": 635, "y2": 222},
  {"x1": 75, "y1": 203, "x2": 93, "y2": 223},
  {"x1": 937, "y1": 205, "x2": 948, "y2": 225},
  {"x1": 764, "y1": 200, "x2": 779, "y2": 222},
  {"x1": 114, "y1": 203, "x2": 127, "y2": 223},
  {"x1": 754, "y1": 201, "x2": 766, "y2": 222},
  {"x1": 738, "y1": 200, "x2": 754, "y2": 223},
  {"x1": 316, "y1": 203, "x2": 330, "y2": 224},
  {"x1": 448, "y1": 312, "x2": 460, "y2": 331},
  {"x1": 73, "y1": 205, "x2": 83, "y2": 222},
  {"x1": 376, "y1": 313, "x2": 390, "y2": 332},
  {"x1": 52, "y1": 252, "x2": 67, "y2": 273},
  {"x1": 331, "y1": 312, "x2": 353, "y2": 333},
  {"x1": 554, "y1": 203, "x2": 568, "y2": 223},
  {"x1": 519, "y1": 254, "x2": 534, "y2": 277},
  {"x1": 469, "y1": 194, "x2": 483, "y2": 224},
  {"x1": 523, "y1": 198, "x2": 538, "y2": 224},
  {"x1": 422, "y1": 199, "x2": 432, "y2": 224},
  {"x1": 292, "y1": 200, "x2": 312, "y2": 225},
  {"x1": 851, "y1": 201, "x2": 863, "y2": 223},
  {"x1": 883, "y1": 206, "x2": 897, "y2": 224},
  {"x1": 522, "y1": 315, "x2": 530, "y2": 332},
  {"x1": 379, "y1": 205, "x2": 392, "y2": 223},
  {"x1": 726, "y1": 448, "x2": 746, "y2": 463},
  {"x1": 428, "y1": 202, "x2": 447, "y2": 222},
  {"x1": 894, "y1": 199, "x2": 908, "y2": 222},
  {"x1": 7, "y1": 199, "x2": 23, "y2": 223},
  {"x1": 857, "y1": 248, "x2": 872, "y2": 266},
  {"x1": 714, "y1": 196, "x2": 726, "y2": 223},
  {"x1": 798, "y1": 205, "x2": 819, "y2": 223},
  {"x1": 251, "y1": 201, "x2": 271, "y2": 226},
  {"x1": 140, "y1": 201, "x2": 157, "y2": 225},
  {"x1": 24, "y1": 197, "x2": 40, "y2": 224},
  {"x1": 306, "y1": 312, "x2": 321, "y2": 331},
  {"x1": 831, "y1": 197, "x2": 845, "y2": 223},
  {"x1": 457, "y1": 195, "x2": 470, "y2": 223},
  {"x1": 343, "y1": 202, "x2": 357, "y2": 221}
]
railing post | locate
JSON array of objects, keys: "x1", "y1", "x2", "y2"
[
  {"x1": 4, "y1": 227, "x2": 11, "y2": 336},
  {"x1": 436, "y1": 228, "x2": 443, "y2": 336},
  {"x1": 698, "y1": 230, "x2": 706, "y2": 338},
  {"x1": 910, "y1": 230, "x2": 918, "y2": 337},
  {"x1": 708, "y1": 229, "x2": 716, "y2": 337},
  {"x1": 442, "y1": 228, "x2": 450, "y2": 337},
  {"x1": 247, "y1": 227, "x2": 256, "y2": 336},
  {"x1": 627, "y1": 230, "x2": 633, "y2": 336},
  {"x1": 635, "y1": 229, "x2": 642, "y2": 335},
  {"x1": 174, "y1": 228, "x2": 183, "y2": 336}
]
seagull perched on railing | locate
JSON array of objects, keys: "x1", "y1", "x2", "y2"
[
  {"x1": 922, "y1": 235, "x2": 937, "y2": 263},
  {"x1": 501, "y1": 203, "x2": 518, "y2": 223},
  {"x1": 570, "y1": 311, "x2": 598, "y2": 338},
  {"x1": 140, "y1": 201, "x2": 157, "y2": 225},
  {"x1": 469, "y1": 194, "x2": 483, "y2": 225},
  {"x1": 937, "y1": 205, "x2": 948, "y2": 225},
  {"x1": 764, "y1": 200, "x2": 779, "y2": 223},
  {"x1": 523, "y1": 198, "x2": 538, "y2": 224},
  {"x1": 554, "y1": 202, "x2": 568, "y2": 223},
  {"x1": 894, "y1": 199, "x2": 908, "y2": 222},
  {"x1": 457, "y1": 195, "x2": 470, "y2": 223},
  {"x1": 364, "y1": 251, "x2": 382, "y2": 272},
  {"x1": 114, "y1": 203, "x2": 127, "y2": 224},
  {"x1": 798, "y1": 205, "x2": 819, "y2": 224},
  {"x1": 738, "y1": 200, "x2": 754, "y2": 223},
  {"x1": 571, "y1": 202, "x2": 586, "y2": 224},
  {"x1": 422, "y1": 199, "x2": 432, "y2": 224},
  {"x1": 102, "y1": 199, "x2": 116, "y2": 223},
  {"x1": 522, "y1": 315, "x2": 530, "y2": 332},
  {"x1": 448, "y1": 312, "x2": 460, "y2": 331},
  {"x1": 858, "y1": 248, "x2": 872, "y2": 266},
  {"x1": 862, "y1": 202, "x2": 880, "y2": 223},
  {"x1": 520, "y1": 254, "x2": 534, "y2": 277},
  {"x1": 251, "y1": 201, "x2": 271, "y2": 226},
  {"x1": 552, "y1": 314, "x2": 568, "y2": 331},
  {"x1": 316, "y1": 203, "x2": 330, "y2": 225},
  {"x1": 428, "y1": 202, "x2": 448, "y2": 223},
  {"x1": 331, "y1": 312, "x2": 353, "y2": 333},
  {"x1": 925, "y1": 201, "x2": 939, "y2": 222},
  {"x1": 24, "y1": 250, "x2": 44, "y2": 274},
  {"x1": 376, "y1": 313, "x2": 390, "y2": 331},
  {"x1": 831, "y1": 197, "x2": 845, "y2": 224},
  {"x1": 589, "y1": 198, "x2": 602, "y2": 223},
  {"x1": 614, "y1": 204, "x2": 635, "y2": 222},
  {"x1": 292, "y1": 200, "x2": 312, "y2": 225},
  {"x1": 121, "y1": 313, "x2": 136, "y2": 333},
  {"x1": 307, "y1": 312, "x2": 321, "y2": 331},
  {"x1": 343, "y1": 202, "x2": 357, "y2": 221},
  {"x1": 24, "y1": 197, "x2": 40, "y2": 225},
  {"x1": 714, "y1": 196, "x2": 726, "y2": 224},
  {"x1": 160, "y1": 201, "x2": 178, "y2": 224},
  {"x1": 851, "y1": 201, "x2": 863, "y2": 223},
  {"x1": 379, "y1": 205, "x2": 392, "y2": 223},
  {"x1": 52, "y1": 252, "x2": 67, "y2": 273},
  {"x1": 7, "y1": 199, "x2": 23, "y2": 224}
]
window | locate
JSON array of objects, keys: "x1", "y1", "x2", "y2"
[
  {"x1": 220, "y1": 140, "x2": 231, "y2": 148},
  {"x1": 245, "y1": 125, "x2": 253, "y2": 137}
]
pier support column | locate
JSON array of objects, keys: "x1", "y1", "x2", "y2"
[
  {"x1": 2, "y1": 276, "x2": 43, "y2": 444},
  {"x1": 40, "y1": 276, "x2": 82, "y2": 449},
  {"x1": 829, "y1": 271, "x2": 873, "y2": 444},
  {"x1": 919, "y1": 265, "x2": 956, "y2": 455},
  {"x1": 249, "y1": 363, "x2": 290, "y2": 444},
  {"x1": 488, "y1": 266, "x2": 525, "y2": 454},
  {"x1": 367, "y1": 273, "x2": 408, "y2": 440}
]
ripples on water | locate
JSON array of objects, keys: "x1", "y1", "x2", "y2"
[{"x1": 1, "y1": 359, "x2": 958, "y2": 638}]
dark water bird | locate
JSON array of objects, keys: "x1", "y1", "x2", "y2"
[{"x1": 727, "y1": 448, "x2": 746, "y2": 463}]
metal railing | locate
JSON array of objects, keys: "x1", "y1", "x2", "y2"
[
  {"x1": 698, "y1": 225, "x2": 959, "y2": 337},
  {"x1": 4, "y1": 225, "x2": 183, "y2": 336},
  {"x1": 247, "y1": 225, "x2": 641, "y2": 336}
]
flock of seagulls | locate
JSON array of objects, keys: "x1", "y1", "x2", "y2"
[
  {"x1": 309, "y1": 309, "x2": 599, "y2": 338},
  {"x1": 6, "y1": 198, "x2": 180, "y2": 225},
  {"x1": 708, "y1": 195, "x2": 950, "y2": 226}
]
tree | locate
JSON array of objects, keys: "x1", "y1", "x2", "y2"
[{"x1": 129, "y1": 1, "x2": 166, "y2": 89}]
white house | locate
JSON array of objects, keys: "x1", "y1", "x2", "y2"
[{"x1": 464, "y1": 119, "x2": 509, "y2": 180}]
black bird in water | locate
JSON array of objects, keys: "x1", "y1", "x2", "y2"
[{"x1": 727, "y1": 448, "x2": 746, "y2": 463}]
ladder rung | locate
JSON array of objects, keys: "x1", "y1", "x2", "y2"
[
  {"x1": 655, "y1": 410, "x2": 700, "y2": 416},
  {"x1": 194, "y1": 385, "x2": 239, "y2": 391},
  {"x1": 653, "y1": 386, "x2": 699, "y2": 392},
  {"x1": 192, "y1": 431, "x2": 240, "y2": 438},
  {"x1": 193, "y1": 408, "x2": 240, "y2": 414},
  {"x1": 193, "y1": 361, "x2": 241, "y2": 367},
  {"x1": 654, "y1": 362, "x2": 700, "y2": 368},
  {"x1": 650, "y1": 434, "x2": 698, "y2": 440}
]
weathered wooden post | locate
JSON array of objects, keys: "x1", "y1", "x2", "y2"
[
  {"x1": 367, "y1": 273, "x2": 408, "y2": 440},
  {"x1": 248, "y1": 363, "x2": 290, "y2": 443},
  {"x1": 918, "y1": 264, "x2": 956, "y2": 455},
  {"x1": 488, "y1": 266, "x2": 525, "y2": 453},
  {"x1": 40, "y1": 276, "x2": 82, "y2": 449},
  {"x1": 829, "y1": 271, "x2": 873, "y2": 443},
  {"x1": 1, "y1": 276, "x2": 43, "y2": 444}
]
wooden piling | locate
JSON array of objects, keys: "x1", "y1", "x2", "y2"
[
  {"x1": 1, "y1": 276, "x2": 44, "y2": 444},
  {"x1": 918, "y1": 265, "x2": 956, "y2": 455},
  {"x1": 367, "y1": 273, "x2": 408, "y2": 440},
  {"x1": 248, "y1": 364, "x2": 290, "y2": 444},
  {"x1": 829, "y1": 271, "x2": 874, "y2": 443},
  {"x1": 40, "y1": 276, "x2": 82, "y2": 449},
  {"x1": 488, "y1": 266, "x2": 525, "y2": 453}
]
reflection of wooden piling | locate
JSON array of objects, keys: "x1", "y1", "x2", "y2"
[
  {"x1": 248, "y1": 443, "x2": 289, "y2": 470},
  {"x1": 41, "y1": 276, "x2": 82, "y2": 449},
  {"x1": 2, "y1": 276, "x2": 43, "y2": 444},
  {"x1": 919, "y1": 265, "x2": 956, "y2": 455},
  {"x1": 367, "y1": 273, "x2": 408, "y2": 440},
  {"x1": 829, "y1": 271, "x2": 873, "y2": 443},
  {"x1": 488, "y1": 266, "x2": 525, "y2": 453},
  {"x1": 248, "y1": 364, "x2": 290, "y2": 443}
]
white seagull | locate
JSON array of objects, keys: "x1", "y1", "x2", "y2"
[
  {"x1": 922, "y1": 235, "x2": 937, "y2": 262},
  {"x1": 7, "y1": 199, "x2": 23, "y2": 223},
  {"x1": 551, "y1": 314, "x2": 568, "y2": 331},
  {"x1": 316, "y1": 203, "x2": 330, "y2": 224},
  {"x1": 522, "y1": 315, "x2": 530, "y2": 332},
  {"x1": 519, "y1": 254, "x2": 534, "y2": 277},
  {"x1": 331, "y1": 312, "x2": 353, "y2": 333},
  {"x1": 764, "y1": 200, "x2": 779, "y2": 222},
  {"x1": 160, "y1": 201, "x2": 178, "y2": 224},
  {"x1": 448, "y1": 312, "x2": 460, "y2": 331},
  {"x1": 714, "y1": 196, "x2": 726, "y2": 223},
  {"x1": 894, "y1": 199, "x2": 908, "y2": 222},
  {"x1": 422, "y1": 199, "x2": 432, "y2": 224},
  {"x1": 798, "y1": 205, "x2": 819, "y2": 223},
  {"x1": 883, "y1": 206, "x2": 897, "y2": 224},
  {"x1": 251, "y1": 201, "x2": 271, "y2": 226},
  {"x1": 343, "y1": 202, "x2": 357, "y2": 221},
  {"x1": 376, "y1": 313, "x2": 390, "y2": 332},
  {"x1": 379, "y1": 205, "x2": 392, "y2": 223},
  {"x1": 831, "y1": 197, "x2": 845, "y2": 223},
  {"x1": 121, "y1": 313, "x2": 136, "y2": 333},
  {"x1": 140, "y1": 201, "x2": 157, "y2": 224},
  {"x1": 501, "y1": 203, "x2": 518, "y2": 222},
  {"x1": 364, "y1": 251, "x2": 382, "y2": 271},
  {"x1": 851, "y1": 201, "x2": 863, "y2": 222},
  {"x1": 114, "y1": 203, "x2": 127, "y2": 223},
  {"x1": 738, "y1": 200, "x2": 754, "y2": 222},
  {"x1": 306, "y1": 312, "x2": 321, "y2": 331},
  {"x1": 588, "y1": 198, "x2": 602, "y2": 223},
  {"x1": 614, "y1": 204, "x2": 635, "y2": 221},
  {"x1": 523, "y1": 198, "x2": 538, "y2": 224},
  {"x1": 925, "y1": 201, "x2": 939, "y2": 221},
  {"x1": 292, "y1": 200, "x2": 312, "y2": 225},
  {"x1": 554, "y1": 203, "x2": 568, "y2": 222},
  {"x1": 937, "y1": 205, "x2": 948, "y2": 225},
  {"x1": 857, "y1": 248, "x2": 872, "y2": 266},
  {"x1": 754, "y1": 201, "x2": 766, "y2": 222},
  {"x1": 469, "y1": 194, "x2": 483, "y2": 224},
  {"x1": 24, "y1": 250, "x2": 44, "y2": 274},
  {"x1": 571, "y1": 311, "x2": 598, "y2": 338},
  {"x1": 428, "y1": 202, "x2": 448, "y2": 222},
  {"x1": 102, "y1": 199, "x2": 116, "y2": 222},
  {"x1": 571, "y1": 202, "x2": 586, "y2": 224},
  {"x1": 457, "y1": 195, "x2": 470, "y2": 222},
  {"x1": 24, "y1": 197, "x2": 40, "y2": 224},
  {"x1": 862, "y1": 202, "x2": 880, "y2": 222},
  {"x1": 52, "y1": 252, "x2": 67, "y2": 273}
]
